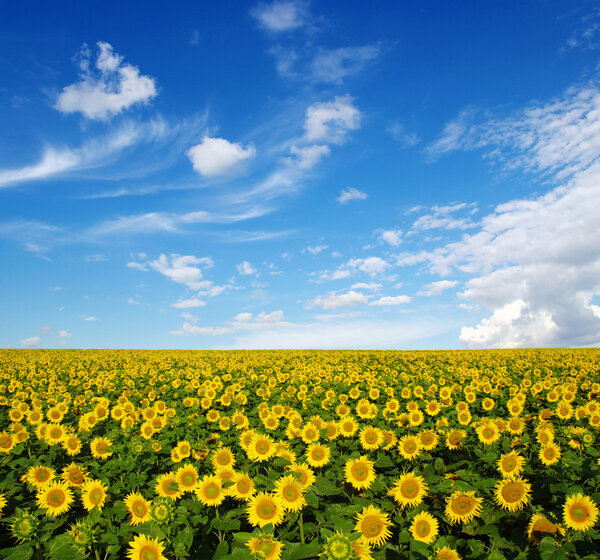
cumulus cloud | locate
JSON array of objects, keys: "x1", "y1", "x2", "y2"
[
  {"x1": 237, "y1": 261, "x2": 257, "y2": 275},
  {"x1": 418, "y1": 280, "x2": 459, "y2": 296},
  {"x1": 20, "y1": 336, "x2": 41, "y2": 348},
  {"x1": 288, "y1": 144, "x2": 331, "y2": 169},
  {"x1": 251, "y1": 1, "x2": 307, "y2": 32},
  {"x1": 380, "y1": 229, "x2": 402, "y2": 246},
  {"x1": 172, "y1": 297, "x2": 206, "y2": 309},
  {"x1": 304, "y1": 95, "x2": 361, "y2": 144},
  {"x1": 303, "y1": 245, "x2": 328, "y2": 255},
  {"x1": 187, "y1": 136, "x2": 255, "y2": 177},
  {"x1": 57, "y1": 330, "x2": 73, "y2": 338},
  {"x1": 351, "y1": 282, "x2": 381, "y2": 291},
  {"x1": 417, "y1": 80, "x2": 600, "y2": 347},
  {"x1": 148, "y1": 254, "x2": 213, "y2": 290},
  {"x1": 309, "y1": 290, "x2": 369, "y2": 310},
  {"x1": 346, "y1": 256, "x2": 390, "y2": 277},
  {"x1": 369, "y1": 295, "x2": 412, "y2": 306},
  {"x1": 55, "y1": 42, "x2": 157, "y2": 120},
  {"x1": 337, "y1": 187, "x2": 367, "y2": 204}
]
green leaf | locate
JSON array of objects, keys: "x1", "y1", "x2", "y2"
[
  {"x1": 539, "y1": 536, "x2": 568, "y2": 560},
  {"x1": 3, "y1": 546, "x2": 34, "y2": 560},
  {"x1": 213, "y1": 517, "x2": 241, "y2": 531},
  {"x1": 213, "y1": 541, "x2": 229, "y2": 560},
  {"x1": 286, "y1": 539, "x2": 322, "y2": 560}
]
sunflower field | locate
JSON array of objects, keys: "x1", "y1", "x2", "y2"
[{"x1": 0, "y1": 349, "x2": 599, "y2": 560}]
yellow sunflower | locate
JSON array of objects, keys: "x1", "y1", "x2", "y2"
[
  {"x1": 433, "y1": 546, "x2": 462, "y2": 560},
  {"x1": 246, "y1": 536, "x2": 284, "y2": 560},
  {"x1": 388, "y1": 471, "x2": 428, "y2": 509},
  {"x1": 246, "y1": 492, "x2": 285, "y2": 528},
  {"x1": 354, "y1": 506, "x2": 392, "y2": 548},
  {"x1": 494, "y1": 478, "x2": 531, "y2": 512},
  {"x1": 212, "y1": 446, "x2": 235, "y2": 470},
  {"x1": 247, "y1": 434, "x2": 277, "y2": 462},
  {"x1": 398, "y1": 435, "x2": 421, "y2": 461},
  {"x1": 338, "y1": 417, "x2": 359, "y2": 437},
  {"x1": 62, "y1": 434, "x2": 82, "y2": 456},
  {"x1": 476, "y1": 422, "x2": 501, "y2": 445},
  {"x1": 25, "y1": 465, "x2": 56, "y2": 488},
  {"x1": 410, "y1": 511, "x2": 439, "y2": 544},
  {"x1": 539, "y1": 442, "x2": 561, "y2": 466},
  {"x1": 61, "y1": 463, "x2": 87, "y2": 488},
  {"x1": 305, "y1": 443, "x2": 331, "y2": 468},
  {"x1": 445, "y1": 429, "x2": 467, "y2": 450},
  {"x1": 176, "y1": 463, "x2": 199, "y2": 493},
  {"x1": 155, "y1": 472, "x2": 182, "y2": 500},
  {"x1": 124, "y1": 492, "x2": 152, "y2": 526},
  {"x1": 527, "y1": 513, "x2": 565, "y2": 545},
  {"x1": 36, "y1": 482, "x2": 74, "y2": 517},
  {"x1": 227, "y1": 471, "x2": 256, "y2": 502},
  {"x1": 126, "y1": 534, "x2": 166, "y2": 560},
  {"x1": 286, "y1": 462, "x2": 316, "y2": 489},
  {"x1": 563, "y1": 493, "x2": 599, "y2": 532},
  {"x1": 90, "y1": 437, "x2": 113, "y2": 460},
  {"x1": 0, "y1": 493, "x2": 7, "y2": 519},
  {"x1": 359, "y1": 426, "x2": 383, "y2": 451},
  {"x1": 344, "y1": 456, "x2": 376, "y2": 490},
  {"x1": 419, "y1": 430, "x2": 439, "y2": 451},
  {"x1": 81, "y1": 479, "x2": 108, "y2": 511},
  {"x1": 496, "y1": 451, "x2": 525, "y2": 479},
  {"x1": 274, "y1": 474, "x2": 306, "y2": 512},
  {"x1": 445, "y1": 491, "x2": 483, "y2": 525},
  {"x1": 195, "y1": 475, "x2": 225, "y2": 507}
]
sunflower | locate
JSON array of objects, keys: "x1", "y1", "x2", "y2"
[
  {"x1": 176, "y1": 464, "x2": 199, "y2": 493},
  {"x1": 445, "y1": 491, "x2": 483, "y2": 525},
  {"x1": 286, "y1": 462, "x2": 316, "y2": 489},
  {"x1": 339, "y1": 417, "x2": 359, "y2": 437},
  {"x1": 90, "y1": 437, "x2": 113, "y2": 459},
  {"x1": 176, "y1": 440, "x2": 192, "y2": 458},
  {"x1": 322, "y1": 532, "x2": 354, "y2": 560},
  {"x1": 62, "y1": 434, "x2": 82, "y2": 456},
  {"x1": 195, "y1": 475, "x2": 225, "y2": 507},
  {"x1": 410, "y1": 511, "x2": 439, "y2": 544},
  {"x1": 155, "y1": 472, "x2": 182, "y2": 500},
  {"x1": 445, "y1": 429, "x2": 467, "y2": 450},
  {"x1": 476, "y1": 422, "x2": 501, "y2": 445},
  {"x1": 246, "y1": 492, "x2": 285, "y2": 528},
  {"x1": 354, "y1": 506, "x2": 392, "y2": 548},
  {"x1": 246, "y1": 536, "x2": 284, "y2": 560},
  {"x1": 419, "y1": 430, "x2": 439, "y2": 451},
  {"x1": 344, "y1": 456, "x2": 376, "y2": 490},
  {"x1": 274, "y1": 474, "x2": 306, "y2": 512},
  {"x1": 0, "y1": 431, "x2": 16, "y2": 453},
  {"x1": 0, "y1": 493, "x2": 6, "y2": 519},
  {"x1": 563, "y1": 493, "x2": 599, "y2": 532},
  {"x1": 126, "y1": 534, "x2": 166, "y2": 560},
  {"x1": 45, "y1": 423, "x2": 66, "y2": 445},
  {"x1": 25, "y1": 465, "x2": 56, "y2": 488},
  {"x1": 36, "y1": 482, "x2": 74, "y2": 517},
  {"x1": 306, "y1": 443, "x2": 331, "y2": 467},
  {"x1": 300, "y1": 422, "x2": 320, "y2": 443},
  {"x1": 81, "y1": 479, "x2": 108, "y2": 511},
  {"x1": 433, "y1": 547, "x2": 462, "y2": 560},
  {"x1": 398, "y1": 435, "x2": 421, "y2": 461},
  {"x1": 507, "y1": 417, "x2": 525, "y2": 435},
  {"x1": 539, "y1": 442, "x2": 561, "y2": 466},
  {"x1": 247, "y1": 434, "x2": 277, "y2": 462},
  {"x1": 494, "y1": 478, "x2": 531, "y2": 512},
  {"x1": 527, "y1": 513, "x2": 565, "y2": 544},
  {"x1": 125, "y1": 492, "x2": 152, "y2": 526},
  {"x1": 212, "y1": 446, "x2": 235, "y2": 470},
  {"x1": 496, "y1": 451, "x2": 525, "y2": 479},
  {"x1": 359, "y1": 426, "x2": 383, "y2": 451},
  {"x1": 388, "y1": 471, "x2": 428, "y2": 509},
  {"x1": 227, "y1": 471, "x2": 256, "y2": 501}
]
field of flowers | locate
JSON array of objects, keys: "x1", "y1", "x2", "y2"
[{"x1": 0, "y1": 349, "x2": 599, "y2": 560}]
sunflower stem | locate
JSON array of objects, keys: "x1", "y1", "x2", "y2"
[{"x1": 299, "y1": 512, "x2": 305, "y2": 544}]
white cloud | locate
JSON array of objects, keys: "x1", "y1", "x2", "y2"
[
  {"x1": 85, "y1": 254, "x2": 107, "y2": 262},
  {"x1": 127, "y1": 297, "x2": 141, "y2": 305},
  {"x1": 84, "y1": 316, "x2": 99, "y2": 321},
  {"x1": 418, "y1": 80, "x2": 600, "y2": 347},
  {"x1": 409, "y1": 203, "x2": 477, "y2": 233},
  {"x1": 311, "y1": 45, "x2": 380, "y2": 84},
  {"x1": 186, "y1": 136, "x2": 256, "y2": 177},
  {"x1": 21, "y1": 336, "x2": 41, "y2": 348},
  {"x1": 0, "y1": 149, "x2": 79, "y2": 188},
  {"x1": 337, "y1": 187, "x2": 367, "y2": 204},
  {"x1": 309, "y1": 290, "x2": 369, "y2": 310},
  {"x1": 172, "y1": 297, "x2": 206, "y2": 309},
  {"x1": 237, "y1": 261, "x2": 257, "y2": 275},
  {"x1": 418, "y1": 280, "x2": 459, "y2": 296},
  {"x1": 351, "y1": 282, "x2": 381, "y2": 291},
  {"x1": 387, "y1": 122, "x2": 420, "y2": 148},
  {"x1": 55, "y1": 42, "x2": 157, "y2": 120},
  {"x1": 58, "y1": 330, "x2": 72, "y2": 338},
  {"x1": 346, "y1": 256, "x2": 390, "y2": 277},
  {"x1": 148, "y1": 254, "x2": 213, "y2": 290},
  {"x1": 172, "y1": 309, "x2": 289, "y2": 336},
  {"x1": 380, "y1": 229, "x2": 402, "y2": 247},
  {"x1": 251, "y1": 1, "x2": 307, "y2": 32},
  {"x1": 304, "y1": 95, "x2": 361, "y2": 144},
  {"x1": 288, "y1": 144, "x2": 331, "y2": 169},
  {"x1": 369, "y1": 295, "x2": 412, "y2": 306},
  {"x1": 127, "y1": 261, "x2": 148, "y2": 271},
  {"x1": 303, "y1": 245, "x2": 328, "y2": 255}
]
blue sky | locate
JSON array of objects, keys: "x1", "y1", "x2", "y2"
[{"x1": 2, "y1": 1, "x2": 600, "y2": 349}]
